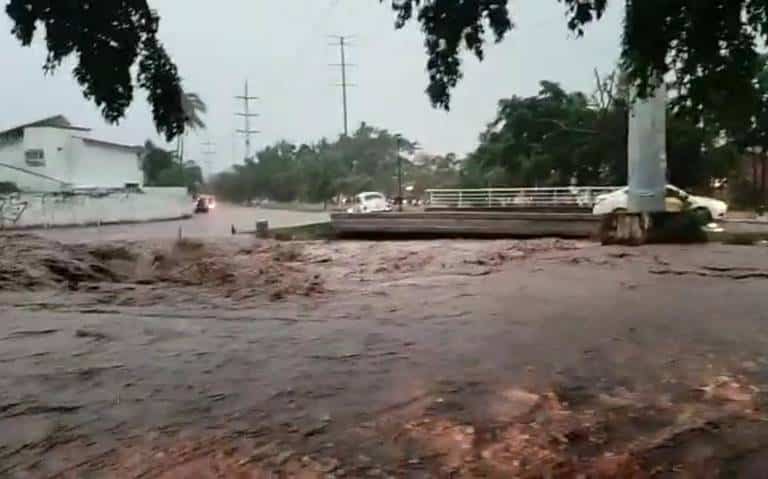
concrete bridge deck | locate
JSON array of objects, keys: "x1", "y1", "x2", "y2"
[{"x1": 331, "y1": 211, "x2": 600, "y2": 238}]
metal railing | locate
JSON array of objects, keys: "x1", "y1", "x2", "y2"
[{"x1": 426, "y1": 187, "x2": 620, "y2": 210}]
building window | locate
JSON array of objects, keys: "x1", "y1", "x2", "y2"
[{"x1": 24, "y1": 149, "x2": 45, "y2": 167}]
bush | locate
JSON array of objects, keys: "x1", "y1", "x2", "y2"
[
  {"x1": 647, "y1": 211, "x2": 708, "y2": 243},
  {"x1": 0, "y1": 182, "x2": 20, "y2": 194}
]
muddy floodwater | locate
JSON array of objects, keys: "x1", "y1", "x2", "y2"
[{"x1": 2, "y1": 233, "x2": 768, "y2": 477}]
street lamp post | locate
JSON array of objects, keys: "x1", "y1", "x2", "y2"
[
  {"x1": 397, "y1": 154, "x2": 403, "y2": 212},
  {"x1": 393, "y1": 135, "x2": 422, "y2": 212}
]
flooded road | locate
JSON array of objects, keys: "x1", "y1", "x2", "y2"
[
  {"x1": 2, "y1": 234, "x2": 768, "y2": 477},
  {"x1": 27, "y1": 203, "x2": 329, "y2": 243}
]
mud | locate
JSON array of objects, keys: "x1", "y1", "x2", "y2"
[{"x1": 2, "y1": 234, "x2": 768, "y2": 477}]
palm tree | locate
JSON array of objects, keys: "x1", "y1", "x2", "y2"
[
  {"x1": 181, "y1": 92, "x2": 207, "y2": 130},
  {"x1": 175, "y1": 91, "x2": 207, "y2": 168}
]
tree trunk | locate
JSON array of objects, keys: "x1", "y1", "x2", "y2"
[
  {"x1": 753, "y1": 155, "x2": 759, "y2": 196},
  {"x1": 762, "y1": 154, "x2": 767, "y2": 204},
  {"x1": 176, "y1": 134, "x2": 186, "y2": 187}
]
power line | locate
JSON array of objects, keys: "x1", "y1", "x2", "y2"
[
  {"x1": 235, "y1": 80, "x2": 260, "y2": 162},
  {"x1": 329, "y1": 35, "x2": 356, "y2": 136}
]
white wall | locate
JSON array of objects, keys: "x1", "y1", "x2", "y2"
[
  {"x1": 0, "y1": 126, "x2": 143, "y2": 192},
  {"x1": 9, "y1": 187, "x2": 192, "y2": 228},
  {"x1": 69, "y1": 138, "x2": 143, "y2": 188},
  {"x1": 0, "y1": 138, "x2": 26, "y2": 186},
  {"x1": 0, "y1": 128, "x2": 71, "y2": 191},
  {"x1": 22, "y1": 127, "x2": 73, "y2": 190}
]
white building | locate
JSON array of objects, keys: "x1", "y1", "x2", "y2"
[{"x1": 0, "y1": 115, "x2": 143, "y2": 192}]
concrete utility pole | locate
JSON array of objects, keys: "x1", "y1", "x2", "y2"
[
  {"x1": 329, "y1": 35, "x2": 355, "y2": 136},
  {"x1": 201, "y1": 140, "x2": 216, "y2": 179},
  {"x1": 628, "y1": 82, "x2": 667, "y2": 213},
  {"x1": 235, "y1": 80, "x2": 260, "y2": 161},
  {"x1": 605, "y1": 81, "x2": 669, "y2": 244}
]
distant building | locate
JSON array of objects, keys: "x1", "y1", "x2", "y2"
[{"x1": 0, "y1": 115, "x2": 143, "y2": 192}]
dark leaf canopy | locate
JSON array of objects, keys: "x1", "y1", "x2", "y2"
[
  {"x1": 6, "y1": 0, "x2": 185, "y2": 140},
  {"x1": 386, "y1": 0, "x2": 768, "y2": 129},
  {"x1": 6, "y1": 0, "x2": 768, "y2": 136}
]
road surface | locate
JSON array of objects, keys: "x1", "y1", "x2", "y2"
[
  {"x1": 26, "y1": 203, "x2": 329, "y2": 243},
  {"x1": 3, "y1": 235, "x2": 768, "y2": 477}
]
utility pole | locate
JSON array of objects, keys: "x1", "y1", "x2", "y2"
[
  {"x1": 329, "y1": 35, "x2": 355, "y2": 136},
  {"x1": 201, "y1": 140, "x2": 216, "y2": 180},
  {"x1": 235, "y1": 80, "x2": 260, "y2": 161},
  {"x1": 394, "y1": 134, "x2": 403, "y2": 212},
  {"x1": 628, "y1": 82, "x2": 667, "y2": 214}
]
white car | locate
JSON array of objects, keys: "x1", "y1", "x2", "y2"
[
  {"x1": 592, "y1": 185, "x2": 727, "y2": 221},
  {"x1": 347, "y1": 192, "x2": 392, "y2": 214}
]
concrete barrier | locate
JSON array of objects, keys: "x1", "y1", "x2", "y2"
[{"x1": 7, "y1": 187, "x2": 192, "y2": 228}]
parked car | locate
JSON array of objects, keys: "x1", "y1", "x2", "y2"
[
  {"x1": 592, "y1": 185, "x2": 727, "y2": 221},
  {"x1": 347, "y1": 192, "x2": 391, "y2": 214},
  {"x1": 194, "y1": 195, "x2": 216, "y2": 214}
]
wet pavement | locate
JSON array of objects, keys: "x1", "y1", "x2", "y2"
[{"x1": 2, "y1": 235, "x2": 768, "y2": 477}]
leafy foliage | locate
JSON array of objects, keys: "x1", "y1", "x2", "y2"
[
  {"x1": 464, "y1": 80, "x2": 627, "y2": 187},
  {"x1": 180, "y1": 92, "x2": 207, "y2": 131},
  {"x1": 5, "y1": 0, "x2": 185, "y2": 140},
  {"x1": 142, "y1": 141, "x2": 202, "y2": 189},
  {"x1": 732, "y1": 54, "x2": 768, "y2": 204},
  {"x1": 0, "y1": 182, "x2": 20, "y2": 194},
  {"x1": 209, "y1": 123, "x2": 458, "y2": 204},
  {"x1": 386, "y1": 0, "x2": 513, "y2": 110},
  {"x1": 385, "y1": 0, "x2": 768, "y2": 130},
  {"x1": 9, "y1": 1, "x2": 768, "y2": 138},
  {"x1": 462, "y1": 76, "x2": 739, "y2": 191},
  {"x1": 142, "y1": 140, "x2": 176, "y2": 184}
]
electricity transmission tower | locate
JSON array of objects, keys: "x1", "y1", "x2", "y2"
[
  {"x1": 235, "y1": 80, "x2": 260, "y2": 161},
  {"x1": 329, "y1": 35, "x2": 355, "y2": 136},
  {"x1": 201, "y1": 140, "x2": 216, "y2": 179}
]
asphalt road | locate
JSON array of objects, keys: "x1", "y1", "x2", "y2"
[{"x1": 29, "y1": 203, "x2": 330, "y2": 243}]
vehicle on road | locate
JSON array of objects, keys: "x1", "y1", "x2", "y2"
[
  {"x1": 194, "y1": 195, "x2": 216, "y2": 214},
  {"x1": 347, "y1": 192, "x2": 392, "y2": 214},
  {"x1": 593, "y1": 185, "x2": 727, "y2": 222}
]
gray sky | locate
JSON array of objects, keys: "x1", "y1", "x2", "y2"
[{"x1": 0, "y1": 0, "x2": 622, "y2": 175}]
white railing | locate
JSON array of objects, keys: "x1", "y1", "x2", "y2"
[{"x1": 426, "y1": 187, "x2": 620, "y2": 209}]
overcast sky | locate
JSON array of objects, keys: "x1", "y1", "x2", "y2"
[{"x1": 0, "y1": 0, "x2": 622, "y2": 175}]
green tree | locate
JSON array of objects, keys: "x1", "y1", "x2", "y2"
[
  {"x1": 142, "y1": 141, "x2": 176, "y2": 185},
  {"x1": 142, "y1": 141, "x2": 202, "y2": 189},
  {"x1": 11, "y1": 1, "x2": 768, "y2": 135},
  {"x1": 175, "y1": 91, "x2": 207, "y2": 167},
  {"x1": 666, "y1": 116, "x2": 735, "y2": 191},
  {"x1": 6, "y1": 0, "x2": 186, "y2": 140},
  {"x1": 181, "y1": 92, "x2": 207, "y2": 130},
  {"x1": 153, "y1": 161, "x2": 202, "y2": 188},
  {"x1": 384, "y1": 0, "x2": 768, "y2": 132},
  {"x1": 467, "y1": 81, "x2": 620, "y2": 187},
  {"x1": 464, "y1": 77, "x2": 737, "y2": 192},
  {"x1": 733, "y1": 55, "x2": 768, "y2": 203},
  {"x1": 209, "y1": 123, "x2": 420, "y2": 204}
]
